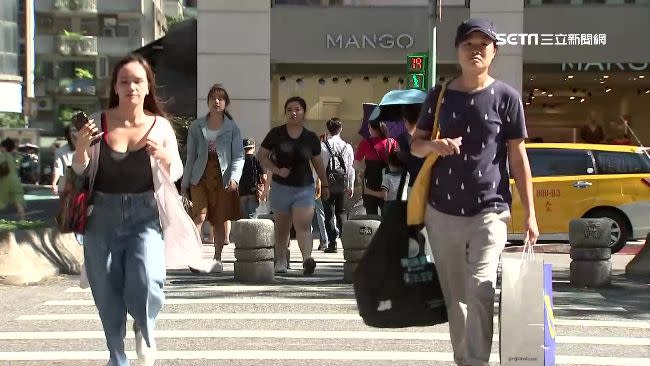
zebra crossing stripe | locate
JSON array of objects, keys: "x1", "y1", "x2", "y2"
[
  {"x1": 15, "y1": 313, "x2": 650, "y2": 329},
  {"x1": 0, "y1": 351, "x2": 647, "y2": 365},
  {"x1": 1, "y1": 330, "x2": 648, "y2": 346}
]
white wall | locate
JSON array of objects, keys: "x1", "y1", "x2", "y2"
[{"x1": 197, "y1": 0, "x2": 271, "y2": 145}]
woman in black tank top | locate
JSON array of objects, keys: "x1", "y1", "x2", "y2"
[{"x1": 72, "y1": 55, "x2": 172, "y2": 366}]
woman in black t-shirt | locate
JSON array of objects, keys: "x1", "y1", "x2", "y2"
[{"x1": 258, "y1": 96, "x2": 329, "y2": 275}]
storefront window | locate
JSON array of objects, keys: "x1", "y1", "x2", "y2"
[{"x1": 527, "y1": 0, "x2": 648, "y2": 5}]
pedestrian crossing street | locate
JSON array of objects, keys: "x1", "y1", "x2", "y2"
[{"x1": 1, "y1": 245, "x2": 649, "y2": 365}]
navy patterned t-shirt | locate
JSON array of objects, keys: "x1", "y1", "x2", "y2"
[{"x1": 416, "y1": 80, "x2": 527, "y2": 217}]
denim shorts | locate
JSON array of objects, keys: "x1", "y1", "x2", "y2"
[{"x1": 269, "y1": 181, "x2": 315, "y2": 213}]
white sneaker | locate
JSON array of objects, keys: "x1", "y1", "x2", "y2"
[
  {"x1": 210, "y1": 259, "x2": 223, "y2": 273},
  {"x1": 134, "y1": 324, "x2": 156, "y2": 366},
  {"x1": 274, "y1": 262, "x2": 287, "y2": 274}
]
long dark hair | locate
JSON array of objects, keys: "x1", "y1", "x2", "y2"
[
  {"x1": 369, "y1": 120, "x2": 388, "y2": 139},
  {"x1": 108, "y1": 54, "x2": 166, "y2": 118},
  {"x1": 207, "y1": 83, "x2": 233, "y2": 120}
]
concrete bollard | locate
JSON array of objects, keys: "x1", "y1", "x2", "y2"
[
  {"x1": 625, "y1": 233, "x2": 650, "y2": 279},
  {"x1": 568, "y1": 218, "x2": 613, "y2": 288},
  {"x1": 341, "y1": 215, "x2": 381, "y2": 283},
  {"x1": 231, "y1": 219, "x2": 275, "y2": 283}
]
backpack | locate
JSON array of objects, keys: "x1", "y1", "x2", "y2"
[{"x1": 324, "y1": 140, "x2": 347, "y2": 194}]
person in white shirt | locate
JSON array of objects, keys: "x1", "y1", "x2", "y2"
[
  {"x1": 51, "y1": 125, "x2": 78, "y2": 196},
  {"x1": 320, "y1": 118, "x2": 355, "y2": 253},
  {"x1": 364, "y1": 151, "x2": 407, "y2": 204}
]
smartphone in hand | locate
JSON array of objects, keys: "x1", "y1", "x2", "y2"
[{"x1": 72, "y1": 112, "x2": 101, "y2": 146}]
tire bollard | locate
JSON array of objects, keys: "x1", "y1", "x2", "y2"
[
  {"x1": 231, "y1": 219, "x2": 275, "y2": 283},
  {"x1": 568, "y1": 218, "x2": 613, "y2": 288},
  {"x1": 341, "y1": 215, "x2": 381, "y2": 283}
]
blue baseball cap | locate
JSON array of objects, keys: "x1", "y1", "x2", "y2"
[
  {"x1": 455, "y1": 18, "x2": 498, "y2": 46},
  {"x1": 368, "y1": 89, "x2": 427, "y2": 121}
]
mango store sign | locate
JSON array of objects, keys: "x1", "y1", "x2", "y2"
[
  {"x1": 326, "y1": 33, "x2": 414, "y2": 49},
  {"x1": 562, "y1": 63, "x2": 649, "y2": 72}
]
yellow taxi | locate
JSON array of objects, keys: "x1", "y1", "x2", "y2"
[{"x1": 510, "y1": 143, "x2": 650, "y2": 253}]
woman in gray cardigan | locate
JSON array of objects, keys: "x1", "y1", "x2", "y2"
[{"x1": 181, "y1": 84, "x2": 244, "y2": 271}]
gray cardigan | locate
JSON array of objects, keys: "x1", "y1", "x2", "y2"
[{"x1": 181, "y1": 114, "x2": 244, "y2": 189}]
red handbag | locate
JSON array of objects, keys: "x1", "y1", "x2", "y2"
[{"x1": 56, "y1": 167, "x2": 90, "y2": 234}]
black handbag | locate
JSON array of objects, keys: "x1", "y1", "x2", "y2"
[{"x1": 353, "y1": 170, "x2": 448, "y2": 328}]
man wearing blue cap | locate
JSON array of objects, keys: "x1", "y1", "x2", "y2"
[{"x1": 411, "y1": 19, "x2": 539, "y2": 366}]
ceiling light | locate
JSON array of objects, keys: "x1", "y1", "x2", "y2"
[
  {"x1": 541, "y1": 91, "x2": 547, "y2": 95},
  {"x1": 531, "y1": 96, "x2": 535, "y2": 99},
  {"x1": 580, "y1": 98, "x2": 585, "y2": 103},
  {"x1": 603, "y1": 75, "x2": 610, "y2": 79},
  {"x1": 639, "y1": 75, "x2": 646, "y2": 79},
  {"x1": 567, "y1": 75, "x2": 574, "y2": 79},
  {"x1": 548, "y1": 93, "x2": 553, "y2": 97},
  {"x1": 569, "y1": 96, "x2": 575, "y2": 100},
  {"x1": 605, "y1": 88, "x2": 611, "y2": 93},
  {"x1": 534, "y1": 88, "x2": 539, "y2": 91},
  {"x1": 633, "y1": 77, "x2": 637, "y2": 81},
  {"x1": 645, "y1": 89, "x2": 650, "y2": 94},
  {"x1": 599, "y1": 81, "x2": 605, "y2": 84},
  {"x1": 525, "y1": 101, "x2": 530, "y2": 105}
]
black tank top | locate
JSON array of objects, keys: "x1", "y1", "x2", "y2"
[{"x1": 93, "y1": 113, "x2": 155, "y2": 194}]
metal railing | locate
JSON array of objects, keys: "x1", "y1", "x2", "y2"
[
  {"x1": 54, "y1": 0, "x2": 98, "y2": 12},
  {"x1": 55, "y1": 36, "x2": 98, "y2": 56}
]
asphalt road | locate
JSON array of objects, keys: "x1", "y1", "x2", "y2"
[{"x1": 0, "y1": 242, "x2": 648, "y2": 366}]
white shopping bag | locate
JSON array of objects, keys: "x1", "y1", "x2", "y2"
[{"x1": 499, "y1": 243, "x2": 556, "y2": 366}]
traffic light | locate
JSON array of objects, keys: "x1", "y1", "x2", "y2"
[{"x1": 406, "y1": 53, "x2": 428, "y2": 91}]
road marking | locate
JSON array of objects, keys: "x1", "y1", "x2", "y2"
[
  {"x1": 43, "y1": 298, "x2": 358, "y2": 306},
  {"x1": 17, "y1": 313, "x2": 650, "y2": 329},
  {"x1": 1, "y1": 329, "x2": 648, "y2": 346},
  {"x1": 18, "y1": 313, "x2": 364, "y2": 321},
  {"x1": 64, "y1": 285, "x2": 354, "y2": 294},
  {"x1": 0, "y1": 351, "x2": 647, "y2": 365}
]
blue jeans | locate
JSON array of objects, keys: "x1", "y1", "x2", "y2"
[
  {"x1": 239, "y1": 194, "x2": 259, "y2": 219},
  {"x1": 84, "y1": 191, "x2": 165, "y2": 366},
  {"x1": 312, "y1": 198, "x2": 328, "y2": 245}
]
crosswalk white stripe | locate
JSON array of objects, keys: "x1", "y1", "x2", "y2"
[
  {"x1": 64, "y1": 286, "x2": 607, "y2": 300},
  {"x1": 0, "y1": 351, "x2": 647, "y2": 365},
  {"x1": 42, "y1": 298, "x2": 627, "y2": 312},
  {"x1": 43, "y1": 298, "x2": 357, "y2": 306},
  {"x1": 16, "y1": 313, "x2": 650, "y2": 329},
  {"x1": 2, "y1": 329, "x2": 648, "y2": 346},
  {"x1": 64, "y1": 285, "x2": 355, "y2": 293}
]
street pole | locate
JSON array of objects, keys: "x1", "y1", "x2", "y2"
[{"x1": 428, "y1": 0, "x2": 440, "y2": 89}]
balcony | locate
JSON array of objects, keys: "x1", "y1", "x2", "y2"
[
  {"x1": 97, "y1": 0, "x2": 142, "y2": 14},
  {"x1": 54, "y1": 0, "x2": 97, "y2": 13},
  {"x1": 58, "y1": 78, "x2": 96, "y2": 96},
  {"x1": 98, "y1": 36, "x2": 144, "y2": 56},
  {"x1": 55, "y1": 35, "x2": 98, "y2": 56}
]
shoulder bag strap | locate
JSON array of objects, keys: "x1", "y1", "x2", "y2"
[{"x1": 431, "y1": 81, "x2": 449, "y2": 141}]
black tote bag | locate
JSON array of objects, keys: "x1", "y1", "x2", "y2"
[{"x1": 353, "y1": 170, "x2": 448, "y2": 328}]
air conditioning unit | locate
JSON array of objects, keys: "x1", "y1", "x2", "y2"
[
  {"x1": 35, "y1": 97, "x2": 53, "y2": 111},
  {"x1": 102, "y1": 26, "x2": 116, "y2": 37}
]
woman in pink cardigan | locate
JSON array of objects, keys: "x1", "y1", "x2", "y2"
[{"x1": 72, "y1": 54, "x2": 204, "y2": 366}]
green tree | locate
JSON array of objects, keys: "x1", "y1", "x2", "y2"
[
  {"x1": 0, "y1": 112, "x2": 27, "y2": 128},
  {"x1": 169, "y1": 115, "x2": 194, "y2": 163},
  {"x1": 74, "y1": 67, "x2": 93, "y2": 80}
]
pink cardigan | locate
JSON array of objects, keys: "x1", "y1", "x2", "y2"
[{"x1": 72, "y1": 112, "x2": 207, "y2": 270}]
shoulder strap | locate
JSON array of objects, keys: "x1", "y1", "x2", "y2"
[
  {"x1": 324, "y1": 140, "x2": 334, "y2": 156},
  {"x1": 430, "y1": 82, "x2": 449, "y2": 141}
]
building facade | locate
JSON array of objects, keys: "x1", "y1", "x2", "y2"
[
  {"x1": 0, "y1": 0, "x2": 23, "y2": 114},
  {"x1": 30, "y1": 0, "x2": 167, "y2": 135},
  {"x1": 198, "y1": 0, "x2": 650, "y2": 147}
]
